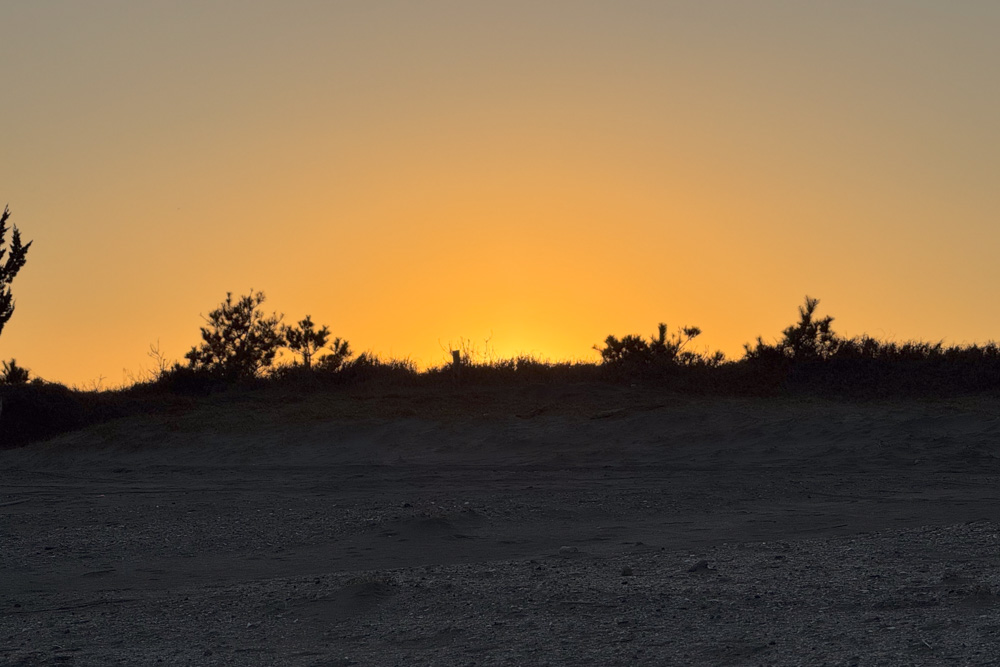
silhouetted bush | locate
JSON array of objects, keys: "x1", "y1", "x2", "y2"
[
  {"x1": 789, "y1": 339, "x2": 1000, "y2": 397},
  {"x1": 185, "y1": 291, "x2": 284, "y2": 381},
  {"x1": 156, "y1": 364, "x2": 222, "y2": 395},
  {"x1": 0, "y1": 382, "x2": 86, "y2": 449},
  {"x1": 282, "y1": 315, "x2": 352, "y2": 370},
  {"x1": 329, "y1": 353, "x2": 419, "y2": 385},
  {"x1": 313, "y1": 337, "x2": 352, "y2": 373},
  {"x1": 744, "y1": 296, "x2": 839, "y2": 363},
  {"x1": 282, "y1": 315, "x2": 329, "y2": 368},
  {"x1": 596, "y1": 323, "x2": 724, "y2": 381},
  {"x1": 1, "y1": 358, "x2": 30, "y2": 384},
  {"x1": 735, "y1": 297, "x2": 1000, "y2": 397},
  {"x1": 736, "y1": 296, "x2": 841, "y2": 393}
]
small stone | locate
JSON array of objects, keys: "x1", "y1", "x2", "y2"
[
  {"x1": 559, "y1": 546, "x2": 579, "y2": 556},
  {"x1": 687, "y1": 559, "x2": 710, "y2": 572}
]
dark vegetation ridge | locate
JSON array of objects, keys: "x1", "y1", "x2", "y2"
[
  {"x1": 0, "y1": 208, "x2": 998, "y2": 447},
  {"x1": 3, "y1": 288, "x2": 1000, "y2": 450}
]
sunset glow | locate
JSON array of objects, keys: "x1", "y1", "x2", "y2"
[{"x1": 3, "y1": 2, "x2": 999, "y2": 385}]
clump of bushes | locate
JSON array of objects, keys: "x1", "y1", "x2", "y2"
[
  {"x1": 0, "y1": 381, "x2": 86, "y2": 449},
  {"x1": 162, "y1": 290, "x2": 356, "y2": 391},
  {"x1": 744, "y1": 296, "x2": 838, "y2": 363},
  {"x1": 161, "y1": 291, "x2": 1000, "y2": 396},
  {"x1": 588, "y1": 296, "x2": 1000, "y2": 396},
  {"x1": 740, "y1": 296, "x2": 1000, "y2": 396},
  {"x1": 595, "y1": 323, "x2": 724, "y2": 381}
]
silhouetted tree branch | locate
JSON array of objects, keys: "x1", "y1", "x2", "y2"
[{"x1": 0, "y1": 206, "x2": 33, "y2": 339}]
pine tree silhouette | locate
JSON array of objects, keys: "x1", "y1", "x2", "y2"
[{"x1": 0, "y1": 206, "x2": 32, "y2": 339}]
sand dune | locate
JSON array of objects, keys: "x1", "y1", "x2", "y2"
[{"x1": 2, "y1": 387, "x2": 999, "y2": 665}]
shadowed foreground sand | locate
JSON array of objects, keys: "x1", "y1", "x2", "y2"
[{"x1": 2, "y1": 386, "x2": 999, "y2": 665}]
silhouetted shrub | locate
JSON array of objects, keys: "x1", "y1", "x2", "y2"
[
  {"x1": 796, "y1": 338, "x2": 1000, "y2": 397},
  {"x1": 596, "y1": 323, "x2": 723, "y2": 380},
  {"x1": 331, "y1": 353, "x2": 418, "y2": 385},
  {"x1": 157, "y1": 364, "x2": 221, "y2": 395},
  {"x1": 0, "y1": 382, "x2": 86, "y2": 449},
  {"x1": 185, "y1": 291, "x2": 284, "y2": 381},
  {"x1": 744, "y1": 296, "x2": 839, "y2": 363},
  {"x1": 282, "y1": 315, "x2": 351, "y2": 370},
  {"x1": 314, "y1": 337, "x2": 352, "y2": 373},
  {"x1": 733, "y1": 296, "x2": 1000, "y2": 396},
  {"x1": 1, "y1": 358, "x2": 30, "y2": 384}
]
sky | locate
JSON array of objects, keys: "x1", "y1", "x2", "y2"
[{"x1": 3, "y1": 2, "x2": 999, "y2": 386}]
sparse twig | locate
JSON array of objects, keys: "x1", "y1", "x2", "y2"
[{"x1": 147, "y1": 339, "x2": 170, "y2": 379}]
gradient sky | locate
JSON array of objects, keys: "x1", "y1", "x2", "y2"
[{"x1": 3, "y1": 2, "x2": 999, "y2": 386}]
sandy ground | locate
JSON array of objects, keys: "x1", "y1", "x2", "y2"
[{"x1": 2, "y1": 386, "x2": 1000, "y2": 665}]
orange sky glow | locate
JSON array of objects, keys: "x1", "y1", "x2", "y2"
[{"x1": 3, "y1": 2, "x2": 999, "y2": 386}]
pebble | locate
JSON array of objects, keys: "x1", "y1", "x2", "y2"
[{"x1": 687, "y1": 559, "x2": 710, "y2": 572}]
